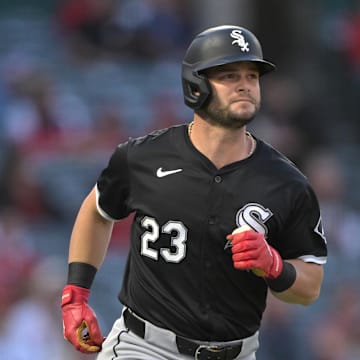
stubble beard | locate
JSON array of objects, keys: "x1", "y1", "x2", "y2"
[{"x1": 197, "y1": 94, "x2": 260, "y2": 130}]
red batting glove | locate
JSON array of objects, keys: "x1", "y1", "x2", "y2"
[
  {"x1": 227, "y1": 229, "x2": 283, "y2": 279},
  {"x1": 61, "y1": 285, "x2": 104, "y2": 353}
]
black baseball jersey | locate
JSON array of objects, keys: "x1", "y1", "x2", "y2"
[{"x1": 96, "y1": 124, "x2": 327, "y2": 341}]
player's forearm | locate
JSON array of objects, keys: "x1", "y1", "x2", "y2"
[
  {"x1": 270, "y1": 259, "x2": 323, "y2": 305},
  {"x1": 68, "y1": 187, "x2": 114, "y2": 269}
]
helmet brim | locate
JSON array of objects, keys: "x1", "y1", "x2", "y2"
[{"x1": 191, "y1": 56, "x2": 276, "y2": 76}]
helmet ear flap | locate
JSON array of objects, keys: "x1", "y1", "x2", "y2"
[{"x1": 182, "y1": 67, "x2": 211, "y2": 110}]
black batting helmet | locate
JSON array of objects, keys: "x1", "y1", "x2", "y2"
[{"x1": 182, "y1": 25, "x2": 276, "y2": 110}]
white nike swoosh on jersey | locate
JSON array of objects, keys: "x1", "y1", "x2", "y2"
[{"x1": 156, "y1": 167, "x2": 183, "y2": 177}]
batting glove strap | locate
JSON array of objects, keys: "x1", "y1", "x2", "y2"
[
  {"x1": 265, "y1": 261, "x2": 297, "y2": 292},
  {"x1": 62, "y1": 284, "x2": 90, "y2": 306},
  {"x1": 264, "y1": 246, "x2": 283, "y2": 279}
]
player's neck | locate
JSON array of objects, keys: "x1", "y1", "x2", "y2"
[{"x1": 188, "y1": 118, "x2": 256, "y2": 169}]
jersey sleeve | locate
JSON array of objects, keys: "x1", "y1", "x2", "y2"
[
  {"x1": 96, "y1": 141, "x2": 131, "y2": 221},
  {"x1": 276, "y1": 182, "x2": 327, "y2": 264}
]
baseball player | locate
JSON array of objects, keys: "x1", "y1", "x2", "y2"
[{"x1": 61, "y1": 25, "x2": 327, "y2": 360}]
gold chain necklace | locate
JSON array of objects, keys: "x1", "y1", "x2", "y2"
[
  {"x1": 188, "y1": 121, "x2": 194, "y2": 137},
  {"x1": 246, "y1": 131, "x2": 256, "y2": 157},
  {"x1": 187, "y1": 122, "x2": 256, "y2": 157}
]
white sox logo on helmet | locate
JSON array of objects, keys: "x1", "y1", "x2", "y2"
[{"x1": 230, "y1": 30, "x2": 250, "y2": 52}]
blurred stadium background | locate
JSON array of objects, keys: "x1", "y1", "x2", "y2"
[{"x1": 0, "y1": 1, "x2": 360, "y2": 359}]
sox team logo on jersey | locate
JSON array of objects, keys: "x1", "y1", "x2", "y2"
[
  {"x1": 224, "y1": 203, "x2": 273, "y2": 250},
  {"x1": 230, "y1": 30, "x2": 250, "y2": 52},
  {"x1": 236, "y1": 203, "x2": 273, "y2": 235},
  {"x1": 224, "y1": 202, "x2": 327, "y2": 249}
]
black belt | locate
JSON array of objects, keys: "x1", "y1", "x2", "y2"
[{"x1": 123, "y1": 309, "x2": 242, "y2": 360}]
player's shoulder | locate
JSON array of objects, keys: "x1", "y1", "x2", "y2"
[
  {"x1": 127, "y1": 124, "x2": 185, "y2": 149},
  {"x1": 257, "y1": 138, "x2": 308, "y2": 183}
]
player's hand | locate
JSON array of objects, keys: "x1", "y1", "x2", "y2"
[
  {"x1": 61, "y1": 285, "x2": 104, "y2": 353},
  {"x1": 226, "y1": 226, "x2": 283, "y2": 279}
]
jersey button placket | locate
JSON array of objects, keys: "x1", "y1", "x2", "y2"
[
  {"x1": 208, "y1": 176, "x2": 221, "y2": 224},
  {"x1": 208, "y1": 217, "x2": 216, "y2": 225},
  {"x1": 201, "y1": 173, "x2": 224, "y2": 319}
]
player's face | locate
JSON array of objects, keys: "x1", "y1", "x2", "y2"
[{"x1": 199, "y1": 62, "x2": 261, "y2": 129}]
